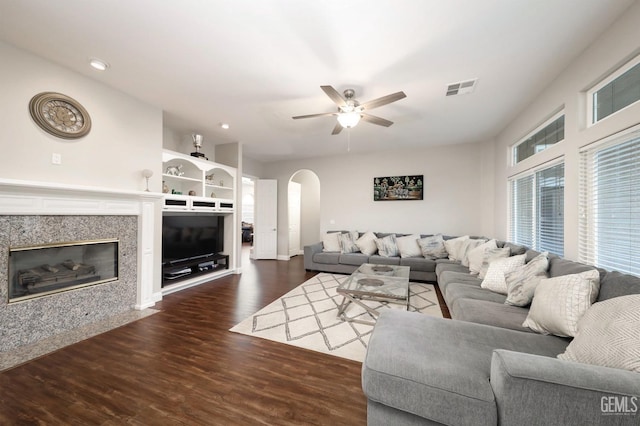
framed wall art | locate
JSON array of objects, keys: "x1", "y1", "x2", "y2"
[{"x1": 373, "y1": 175, "x2": 423, "y2": 201}]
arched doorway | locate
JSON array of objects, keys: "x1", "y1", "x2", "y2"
[{"x1": 288, "y1": 170, "x2": 320, "y2": 257}]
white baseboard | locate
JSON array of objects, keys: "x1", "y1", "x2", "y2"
[{"x1": 277, "y1": 254, "x2": 290, "y2": 261}]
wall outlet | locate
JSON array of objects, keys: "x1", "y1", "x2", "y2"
[{"x1": 51, "y1": 153, "x2": 62, "y2": 165}]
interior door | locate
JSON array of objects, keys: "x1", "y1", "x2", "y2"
[
  {"x1": 288, "y1": 181, "x2": 301, "y2": 257},
  {"x1": 254, "y1": 179, "x2": 278, "y2": 259}
]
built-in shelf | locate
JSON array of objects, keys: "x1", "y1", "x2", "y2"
[{"x1": 160, "y1": 149, "x2": 238, "y2": 295}]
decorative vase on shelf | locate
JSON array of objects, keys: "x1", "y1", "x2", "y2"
[
  {"x1": 162, "y1": 181, "x2": 169, "y2": 194},
  {"x1": 219, "y1": 180, "x2": 224, "y2": 187}
]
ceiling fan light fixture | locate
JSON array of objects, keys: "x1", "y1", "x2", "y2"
[{"x1": 337, "y1": 112, "x2": 361, "y2": 128}]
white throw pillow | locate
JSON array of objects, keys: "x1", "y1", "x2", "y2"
[
  {"x1": 443, "y1": 235, "x2": 470, "y2": 261},
  {"x1": 522, "y1": 270, "x2": 601, "y2": 337},
  {"x1": 467, "y1": 239, "x2": 497, "y2": 274},
  {"x1": 375, "y1": 234, "x2": 399, "y2": 257},
  {"x1": 478, "y1": 248, "x2": 511, "y2": 279},
  {"x1": 480, "y1": 254, "x2": 526, "y2": 295},
  {"x1": 459, "y1": 238, "x2": 488, "y2": 267},
  {"x1": 558, "y1": 295, "x2": 640, "y2": 373},
  {"x1": 322, "y1": 232, "x2": 342, "y2": 252},
  {"x1": 356, "y1": 231, "x2": 378, "y2": 256},
  {"x1": 396, "y1": 234, "x2": 422, "y2": 258}
]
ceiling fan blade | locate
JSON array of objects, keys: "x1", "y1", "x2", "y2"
[
  {"x1": 331, "y1": 122, "x2": 343, "y2": 135},
  {"x1": 359, "y1": 91, "x2": 406, "y2": 111},
  {"x1": 292, "y1": 112, "x2": 338, "y2": 120},
  {"x1": 321, "y1": 85, "x2": 347, "y2": 107},
  {"x1": 361, "y1": 113, "x2": 393, "y2": 127}
]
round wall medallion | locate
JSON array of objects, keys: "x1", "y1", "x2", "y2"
[{"x1": 29, "y1": 92, "x2": 92, "y2": 139}]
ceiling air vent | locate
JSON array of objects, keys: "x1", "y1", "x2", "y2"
[{"x1": 446, "y1": 78, "x2": 478, "y2": 96}]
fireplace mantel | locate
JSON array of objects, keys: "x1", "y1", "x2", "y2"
[{"x1": 0, "y1": 178, "x2": 163, "y2": 310}]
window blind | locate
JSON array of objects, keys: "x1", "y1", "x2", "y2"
[
  {"x1": 579, "y1": 129, "x2": 640, "y2": 276},
  {"x1": 510, "y1": 162, "x2": 564, "y2": 256}
]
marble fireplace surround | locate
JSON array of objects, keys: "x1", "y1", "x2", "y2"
[{"x1": 0, "y1": 179, "x2": 161, "y2": 353}]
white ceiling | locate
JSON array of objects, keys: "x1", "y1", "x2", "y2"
[{"x1": 0, "y1": 0, "x2": 635, "y2": 162}]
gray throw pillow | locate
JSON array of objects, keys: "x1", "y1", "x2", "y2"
[
  {"x1": 338, "y1": 232, "x2": 359, "y2": 254},
  {"x1": 375, "y1": 234, "x2": 399, "y2": 257},
  {"x1": 417, "y1": 235, "x2": 448, "y2": 259},
  {"x1": 504, "y1": 252, "x2": 549, "y2": 306}
]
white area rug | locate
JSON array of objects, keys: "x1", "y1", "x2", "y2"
[{"x1": 229, "y1": 273, "x2": 443, "y2": 362}]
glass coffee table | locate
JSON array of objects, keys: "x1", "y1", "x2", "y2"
[{"x1": 336, "y1": 263, "x2": 411, "y2": 325}]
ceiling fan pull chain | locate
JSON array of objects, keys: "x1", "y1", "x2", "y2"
[{"x1": 347, "y1": 128, "x2": 351, "y2": 152}]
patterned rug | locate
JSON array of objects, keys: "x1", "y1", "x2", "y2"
[{"x1": 229, "y1": 273, "x2": 443, "y2": 362}]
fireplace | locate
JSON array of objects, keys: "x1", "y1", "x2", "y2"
[{"x1": 8, "y1": 239, "x2": 119, "y2": 303}]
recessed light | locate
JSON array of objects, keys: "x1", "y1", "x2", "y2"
[
  {"x1": 89, "y1": 58, "x2": 109, "y2": 71},
  {"x1": 220, "y1": 123, "x2": 230, "y2": 129}
]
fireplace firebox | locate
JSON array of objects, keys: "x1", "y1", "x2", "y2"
[{"x1": 8, "y1": 239, "x2": 119, "y2": 303}]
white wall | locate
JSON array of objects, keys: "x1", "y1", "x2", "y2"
[
  {"x1": 490, "y1": 1, "x2": 640, "y2": 262},
  {"x1": 264, "y1": 142, "x2": 492, "y2": 258},
  {"x1": 291, "y1": 170, "x2": 321, "y2": 249},
  {"x1": 0, "y1": 42, "x2": 163, "y2": 191}
]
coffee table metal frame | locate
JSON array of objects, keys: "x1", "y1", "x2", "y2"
[{"x1": 336, "y1": 263, "x2": 411, "y2": 325}]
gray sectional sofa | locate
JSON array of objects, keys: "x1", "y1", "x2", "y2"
[{"x1": 304, "y1": 233, "x2": 640, "y2": 425}]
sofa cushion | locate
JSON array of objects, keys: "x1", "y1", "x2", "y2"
[
  {"x1": 523, "y1": 270, "x2": 601, "y2": 337},
  {"x1": 446, "y1": 282, "x2": 506, "y2": 308},
  {"x1": 438, "y1": 271, "x2": 481, "y2": 297},
  {"x1": 451, "y1": 299, "x2": 534, "y2": 333},
  {"x1": 548, "y1": 257, "x2": 595, "y2": 278},
  {"x1": 362, "y1": 311, "x2": 569, "y2": 426},
  {"x1": 338, "y1": 253, "x2": 369, "y2": 266},
  {"x1": 313, "y1": 252, "x2": 341, "y2": 265},
  {"x1": 368, "y1": 255, "x2": 400, "y2": 266},
  {"x1": 338, "y1": 232, "x2": 359, "y2": 253},
  {"x1": 399, "y1": 257, "x2": 436, "y2": 273},
  {"x1": 502, "y1": 242, "x2": 527, "y2": 255},
  {"x1": 558, "y1": 294, "x2": 640, "y2": 373},
  {"x1": 597, "y1": 270, "x2": 640, "y2": 301}
]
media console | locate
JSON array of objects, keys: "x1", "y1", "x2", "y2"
[{"x1": 162, "y1": 253, "x2": 229, "y2": 287}]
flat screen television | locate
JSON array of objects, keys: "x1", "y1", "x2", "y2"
[{"x1": 162, "y1": 214, "x2": 224, "y2": 263}]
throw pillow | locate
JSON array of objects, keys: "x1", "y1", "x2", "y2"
[
  {"x1": 356, "y1": 231, "x2": 378, "y2": 256},
  {"x1": 522, "y1": 270, "x2": 601, "y2": 337},
  {"x1": 417, "y1": 235, "x2": 448, "y2": 259},
  {"x1": 443, "y1": 235, "x2": 470, "y2": 261},
  {"x1": 396, "y1": 234, "x2": 422, "y2": 258},
  {"x1": 504, "y1": 252, "x2": 549, "y2": 307},
  {"x1": 478, "y1": 248, "x2": 511, "y2": 279},
  {"x1": 375, "y1": 234, "x2": 399, "y2": 257},
  {"x1": 558, "y1": 295, "x2": 640, "y2": 373},
  {"x1": 338, "y1": 232, "x2": 359, "y2": 254},
  {"x1": 459, "y1": 238, "x2": 488, "y2": 267},
  {"x1": 480, "y1": 254, "x2": 526, "y2": 295},
  {"x1": 467, "y1": 239, "x2": 498, "y2": 274},
  {"x1": 322, "y1": 232, "x2": 342, "y2": 252}
]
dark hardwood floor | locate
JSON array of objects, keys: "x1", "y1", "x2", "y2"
[{"x1": 0, "y1": 247, "x2": 450, "y2": 425}]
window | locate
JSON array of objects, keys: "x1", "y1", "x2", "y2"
[
  {"x1": 510, "y1": 162, "x2": 565, "y2": 256},
  {"x1": 579, "y1": 127, "x2": 640, "y2": 276},
  {"x1": 513, "y1": 113, "x2": 564, "y2": 164},
  {"x1": 589, "y1": 54, "x2": 640, "y2": 125}
]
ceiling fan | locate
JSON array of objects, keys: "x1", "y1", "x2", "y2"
[{"x1": 292, "y1": 85, "x2": 407, "y2": 135}]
